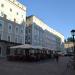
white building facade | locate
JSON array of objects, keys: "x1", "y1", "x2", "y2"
[
  {"x1": 0, "y1": 0, "x2": 26, "y2": 24},
  {"x1": 26, "y1": 15, "x2": 64, "y2": 52},
  {"x1": 0, "y1": 0, "x2": 26, "y2": 57},
  {"x1": 0, "y1": 0, "x2": 64, "y2": 57}
]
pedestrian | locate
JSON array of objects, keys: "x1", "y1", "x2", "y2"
[{"x1": 55, "y1": 52, "x2": 59, "y2": 63}]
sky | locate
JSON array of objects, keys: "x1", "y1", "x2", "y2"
[{"x1": 19, "y1": 0, "x2": 75, "y2": 39}]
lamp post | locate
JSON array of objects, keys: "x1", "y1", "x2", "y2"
[{"x1": 71, "y1": 30, "x2": 75, "y2": 61}]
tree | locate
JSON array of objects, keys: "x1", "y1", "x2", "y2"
[{"x1": 67, "y1": 37, "x2": 74, "y2": 42}]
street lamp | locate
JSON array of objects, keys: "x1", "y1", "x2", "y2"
[
  {"x1": 71, "y1": 29, "x2": 75, "y2": 69},
  {"x1": 71, "y1": 30, "x2": 75, "y2": 54}
]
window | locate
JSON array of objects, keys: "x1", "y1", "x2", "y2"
[
  {"x1": 21, "y1": 29, "x2": 23, "y2": 33},
  {"x1": 15, "y1": 38, "x2": 17, "y2": 43},
  {"x1": 0, "y1": 47, "x2": 1, "y2": 55},
  {"x1": 4, "y1": 14, "x2": 7, "y2": 19},
  {"x1": 1, "y1": 12, "x2": 4, "y2": 17},
  {"x1": 15, "y1": 36, "x2": 18, "y2": 43},
  {"x1": 20, "y1": 38, "x2": 22, "y2": 43},
  {"x1": 15, "y1": 38, "x2": 18, "y2": 43},
  {"x1": 18, "y1": 3, "x2": 19, "y2": 6},
  {"x1": 8, "y1": 36, "x2": 11, "y2": 42},
  {"x1": 14, "y1": 18, "x2": 16, "y2": 22},
  {"x1": 20, "y1": 27, "x2": 24, "y2": 33},
  {"x1": 28, "y1": 36, "x2": 30, "y2": 40},
  {"x1": 26, "y1": 29, "x2": 28, "y2": 33},
  {"x1": 29, "y1": 28, "x2": 31, "y2": 33},
  {"x1": 10, "y1": 8, "x2": 12, "y2": 12},
  {"x1": 17, "y1": 12, "x2": 19, "y2": 15},
  {"x1": 8, "y1": 23, "x2": 12, "y2": 33},
  {"x1": 0, "y1": 34, "x2": 1, "y2": 40},
  {"x1": 15, "y1": 26, "x2": 19, "y2": 34},
  {"x1": 0, "y1": 23, "x2": 2, "y2": 30},
  {"x1": 0, "y1": 20, "x2": 4, "y2": 31},
  {"x1": 1, "y1": 4, "x2": 4, "y2": 7},
  {"x1": 22, "y1": 15, "x2": 23, "y2": 18}
]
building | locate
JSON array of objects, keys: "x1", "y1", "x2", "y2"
[
  {"x1": 64, "y1": 42, "x2": 74, "y2": 54},
  {"x1": 9, "y1": 15, "x2": 64, "y2": 61},
  {"x1": 0, "y1": 0, "x2": 26, "y2": 24},
  {"x1": 0, "y1": 0, "x2": 64, "y2": 58},
  {"x1": 26, "y1": 15, "x2": 64, "y2": 52},
  {"x1": 8, "y1": 15, "x2": 64, "y2": 60},
  {"x1": 0, "y1": 0, "x2": 26, "y2": 57}
]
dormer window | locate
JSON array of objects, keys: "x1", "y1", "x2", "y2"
[
  {"x1": 14, "y1": 18, "x2": 16, "y2": 22},
  {"x1": 1, "y1": 12, "x2": 4, "y2": 17}
]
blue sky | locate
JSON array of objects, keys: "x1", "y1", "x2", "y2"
[{"x1": 19, "y1": 0, "x2": 75, "y2": 39}]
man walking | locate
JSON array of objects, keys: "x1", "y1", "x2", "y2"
[{"x1": 54, "y1": 52, "x2": 59, "y2": 63}]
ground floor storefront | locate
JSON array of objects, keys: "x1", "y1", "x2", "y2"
[
  {"x1": 0, "y1": 42, "x2": 57, "y2": 61},
  {"x1": 0, "y1": 41, "x2": 21, "y2": 58},
  {"x1": 7, "y1": 50, "x2": 53, "y2": 62},
  {"x1": 6, "y1": 44, "x2": 55, "y2": 62}
]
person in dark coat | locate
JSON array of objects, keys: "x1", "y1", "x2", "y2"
[{"x1": 55, "y1": 52, "x2": 59, "y2": 63}]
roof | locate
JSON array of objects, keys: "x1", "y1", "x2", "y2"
[
  {"x1": 10, "y1": 44, "x2": 53, "y2": 50},
  {"x1": 10, "y1": 44, "x2": 43, "y2": 50}
]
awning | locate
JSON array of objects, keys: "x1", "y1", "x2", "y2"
[
  {"x1": 10, "y1": 44, "x2": 43, "y2": 50},
  {"x1": 10, "y1": 44, "x2": 32, "y2": 49},
  {"x1": 10, "y1": 44, "x2": 54, "y2": 51}
]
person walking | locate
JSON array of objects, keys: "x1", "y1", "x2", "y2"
[{"x1": 55, "y1": 52, "x2": 59, "y2": 63}]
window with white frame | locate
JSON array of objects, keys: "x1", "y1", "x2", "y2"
[
  {"x1": 19, "y1": 37, "x2": 23, "y2": 43},
  {"x1": 0, "y1": 23, "x2": 2, "y2": 30},
  {"x1": 10, "y1": 8, "x2": 12, "y2": 12},
  {"x1": 20, "y1": 27, "x2": 24, "y2": 34},
  {"x1": 0, "y1": 20, "x2": 4, "y2": 31},
  {"x1": 15, "y1": 26, "x2": 19, "y2": 34},
  {"x1": 15, "y1": 36, "x2": 18, "y2": 43},
  {"x1": 15, "y1": 38, "x2": 18, "y2": 43},
  {"x1": 0, "y1": 34, "x2": 2, "y2": 40},
  {"x1": 8, "y1": 23, "x2": 12, "y2": 33},
  {"x1": 0, "y1": 12, "x2": 6, "y2": 18},
  {"x1": 1, "y1": 4, "x2": 4, "y2": 8},
  {"x1": 0, "y1": 47, "x2": 1, "y2": 55},
  {"x1": 8, "y1": 35, "x2": 11, "y2": 42}
]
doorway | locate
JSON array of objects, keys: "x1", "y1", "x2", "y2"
[{"x1": 0, "y1": 47, "x2": 2, "y2": 56}]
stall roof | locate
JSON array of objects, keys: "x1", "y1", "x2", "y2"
[
  {"x1": 10, "y1": 44, "x2": 43, "y2": 49},
  {"x1": 10, "y1": 44, "x2": 54, "y2": 51}
]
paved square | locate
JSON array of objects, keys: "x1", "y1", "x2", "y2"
[{"x1": 0, "y1": 57, "x2": 75, "y2": 75}]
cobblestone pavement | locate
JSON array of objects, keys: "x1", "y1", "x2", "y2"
[{"x1": 0, "y1": 57, "x2": 75, "y2": 75}]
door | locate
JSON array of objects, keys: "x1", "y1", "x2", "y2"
[
  {"x1": 6, "y1": 46, "x2": 10, "y2": 55},
  {"x1": 0, "y1": 47, "x2": 2, "y2": 56}
]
